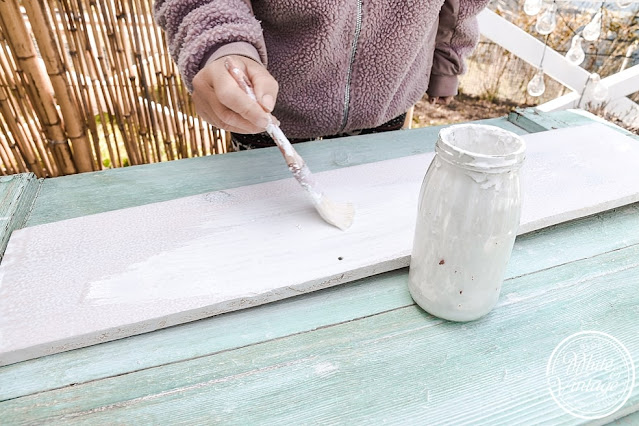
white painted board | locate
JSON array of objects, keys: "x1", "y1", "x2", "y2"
[{"x1": 1, "y1": 124, "x2": 638, "y2": 366}]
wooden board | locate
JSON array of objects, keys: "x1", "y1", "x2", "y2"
[
  {"x1": 1, "y1": 123, "x2": 639, "y2": 366},
  {"x1": 24, "y1": 118, "x2": 527, "y2": 228}
]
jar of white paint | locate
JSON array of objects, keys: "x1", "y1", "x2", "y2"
[{"x1": 408, "y1": 124, "x2": 526, "y2": 322}]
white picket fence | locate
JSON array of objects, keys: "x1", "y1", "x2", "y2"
[{"x1": 478, "y1": 9, "x2": 639, "y2": 127}]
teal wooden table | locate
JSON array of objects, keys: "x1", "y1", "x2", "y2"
[{"x1": 1, "y1": 109, "x2": 638, "y2": 425}]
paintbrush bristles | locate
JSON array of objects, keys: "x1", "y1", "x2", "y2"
[{"x1": 316, "y1": 197, "x2": 356, "y2": 231}]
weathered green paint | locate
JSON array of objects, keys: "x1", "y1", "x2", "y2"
[
  {"x1": 507, "y1": 108, "x2": 574, "y2": 132},
  {"x1": 611, "y1": 411, "x2": 639, "y2": 425},
  {"x1": 25, "y1": 118, "x2": 526, "y2": 227},
  {"x1": 0, "y1": 173, "x2": 41, "y2": 260},
  {"x1": 508, "y1": 108, "x2": 639, "y2": 141},
  {"x1": 2, "y1": 109, "x2": 637, "y2": 424},
  {"x1": 2, "y1": 240, "x2": 638, "y2": 424},
  {"x1": 1, "y1": 203, "x2": 638, "y2": 402}
]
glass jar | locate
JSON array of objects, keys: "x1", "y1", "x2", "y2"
[{"x1": 408, "y1": 124, "x2": 526, "y2": 322}]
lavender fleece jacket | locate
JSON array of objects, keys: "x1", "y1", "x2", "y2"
[{"x1": 154, "y1": 0, "x2": 489, "y2": 138}]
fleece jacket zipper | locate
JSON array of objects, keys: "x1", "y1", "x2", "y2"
[{"x1": 339, "y1": 0, "x2": 363, "y2": 133}]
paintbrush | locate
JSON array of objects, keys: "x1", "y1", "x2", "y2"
[{"x1": 224, "y1": 58, "x2": 355, "y2": 231}]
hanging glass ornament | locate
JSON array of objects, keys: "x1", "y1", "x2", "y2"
[
  {"x1": 535, "y1": 4, "x2": 557, "y2": 35},
  {"x1": 524, "y1": 0, "x2": 543, "y2": 16},
  {"x1": 527, "y1": 68, "x2": 546, "y2": 97},
  {"x1": 565, "y1": 35, "x2": 586, "y2": 65},
  {"x1": 583, "y1": 11, "x2": 602, "y2": 41},
  {"x1": 589, "y1": 73, "x2": 608, "y2": 102}
]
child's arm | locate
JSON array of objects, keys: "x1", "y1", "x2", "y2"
[
  {"x1": 427, "y1": 0, "x2": 490, "y2": 100},
  {"x1": 154, "y1": 0, "x2": 277, "y2": 134}
]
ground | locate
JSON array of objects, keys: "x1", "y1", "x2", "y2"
[
  {"x1": 411, "y1": 93, "x2": 525, "y2": 128},
  {"x1": 590, "y1": 108, "x2": 639, "y2": 134},
  {"x1": 412, "y1": 93, "x2": 639, "y2": 134}
]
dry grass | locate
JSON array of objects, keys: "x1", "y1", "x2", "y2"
[{"x1": 412, "y1": 93, "x2": 528, "y2": 128}]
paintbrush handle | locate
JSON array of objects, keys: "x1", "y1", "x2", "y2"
[
  {"x1": 223, "y1": 57, "x2": 255, "y2": 99},
  {"x1": 264, "y1": 122, "x2": 308, "y2": 172},
  {"x1": 224, "y1": 58, "x2": 315, "y2": 188}
]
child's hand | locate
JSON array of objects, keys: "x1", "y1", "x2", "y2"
[{"x1": 192, "y1": 55, "x2": 279, "y2": 134}]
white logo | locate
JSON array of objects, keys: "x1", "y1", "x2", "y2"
[{"x1": 547, "y1": 331, "x2": 635, "y2": 419}]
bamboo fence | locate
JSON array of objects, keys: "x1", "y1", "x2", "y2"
[{"x1": 0, "y1": 0, "x2": 228, "y2": 177}]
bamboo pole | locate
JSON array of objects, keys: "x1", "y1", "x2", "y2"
[
  {"x1": 2, "y1": 48, "x2": 59, "y2": 176},
  {"x1": 156, "y1": 74, "x2": 176, "y2": 161},
  {"x1": 143, "y1": 0, "x2": 177, "y2": 160},
  {"x1": 152, "y1": 25, "x2": 177, "y2": 159},
  {"x1": 127, "y1": 0, "x2": 159, "y2": 163},
  {"x1": 130, "y1": 0, "x2": 164, "y2": 162},
  {"x1": 0, "y1": 0, "x2": 76, "y2": 175},
  {"x1": 173, "y1": 73, "x2": 190, "y2": 158},
  {"x1": 85, "y1": 0, "x2": 125, "y2": 167},
  {"x1": 0, "y1": 134, "x2": 17, "y2": 175},
  {"x1": 64, "y1": 0, "x2": 107, "y2": 168},
  {"x1": 70, "y1": 0, "x2": 108, "y2": 168},
  {"x1": 186, "y1": 93, "x2": 198, "y2": 157},
  {"x1": 166, "y1": 73, "x2": 186, "y2": 157},
  {"x1": 1, "y1": 25, "x2": 55, "y2": 175},
  {"x1": 23, "y1": 0, "x2": 95, "y2": 172},
  {"x1": 99, "y1": 0, "x2": 143, "y2": 165},
  {"x1": 53, "y1": 0, "x2": 104, "y2": 172},
  {"x1": 156, "y1": 28, "x2": 187, "y2": 157},
  {"x1": 0, "y1": 53, "x2": 47, "y2": 176},
  {"x1": 0, "y1": 100, "x2": 44, "y2": 176},
  {"x1": 84, "y1": 0, "x2": 138, "y2": 166},
  {"x1": 0, "y1": 117, "x2": 27, "y2": 174},
  {"x1": 112, "y1": 0, "x2": 149, "y2": 164},
  {"x1": 47, "y1": 0, "x2": 104, "y2": 170},
  {"x1": 72, "y1": 1, "x2": 106, "y2": 168}
]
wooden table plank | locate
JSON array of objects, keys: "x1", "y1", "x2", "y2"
[
  {"x1": 1, "y1": 203, "x2": 637, "y2": 402},
  {"x1": 0, "y1": 173, "x2": 40, "y2": 260},
  {"x1": 2, "y1": 239, "x2": 638, "y2": 424},
  {"x1": 24, "y1": 118, "x2": 526, "y2": 227},
  {"x1": 508, "y1": 108, "x2": 575, "y2": 132},
  {"x1": 508, "y1": 108, "x2": 639, "y2": 141},
  {"x1": 610, "y1": 411, "x2": 639, "y2": 425}
]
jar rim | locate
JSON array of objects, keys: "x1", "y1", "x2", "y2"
[{"x1": 436, "y1": 124, "x2": 526, "y2": 172}]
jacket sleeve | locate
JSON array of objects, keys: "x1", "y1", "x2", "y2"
[
  {"x1": 153, "y1": 0, "x2": 268, "y2": 91},
  {"x1": 427, "y1": 0, "x2": 488, "y2": 98}
]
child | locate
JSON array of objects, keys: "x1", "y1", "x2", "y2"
[{"x1": 154, "y1": 0, "x2": 489, "y2": 150}]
